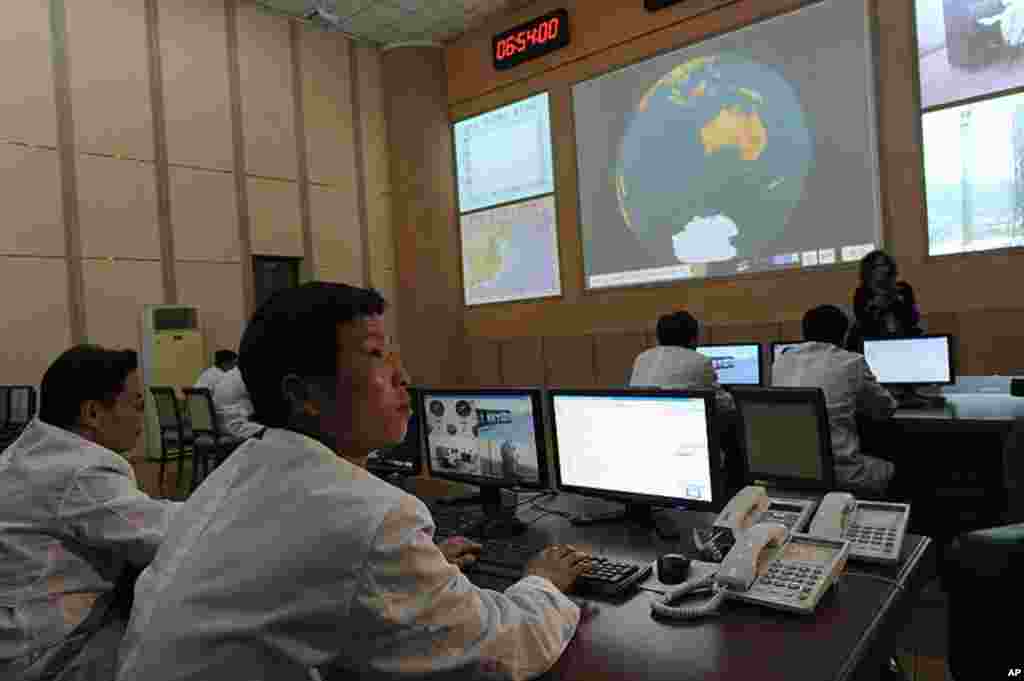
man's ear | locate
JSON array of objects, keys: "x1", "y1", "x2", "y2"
[
  {"x1": 281, "y1": 374, "x2": 322, "y2": 418},
  {"x1": 78, "y1": 400, "x2": 103, "y2": 430}
]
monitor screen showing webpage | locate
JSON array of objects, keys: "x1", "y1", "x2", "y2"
[
  {"x1": 551, "y1": 392, "x2": 714, "y2": 503},
  {"x1": 422, "y1": 391, "x2": 544, "y2": 485},
  {"x1": 696, "y1": 344, "x2": 762, "y2": 385},
  {"x1": 862, "y1": 336, "x2": 953, "y2": 385}
]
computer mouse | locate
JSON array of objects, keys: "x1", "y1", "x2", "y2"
[{"x1": 657, "y1": 553, "x2": 691, "y2": 585}]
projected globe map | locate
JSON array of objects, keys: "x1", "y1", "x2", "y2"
[{"x1": 614, "y1": 55, "x2": 814, "y2": 266}]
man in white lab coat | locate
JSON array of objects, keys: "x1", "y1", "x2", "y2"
[
  {"x1": 117, "y1": 282, "x2": 587, "y2": 681},
  {"x1": 0, "y1": 346, "x2": 182, "y2": 681},
  {"x1": 193, "y1": 349, "x2": 237, "y2": 392},
  {"x1": 629, "y1": 310, "x2": 735, "y2": 412},
  {"x1": 772, "y1": 305, "x2": 898, "y2": 496}
]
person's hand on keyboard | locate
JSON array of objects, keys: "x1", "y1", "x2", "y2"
[
  {"x1": 524, "y1": 544, "x2": 591, "y2": 592},
  {"x1": 438, "y1": 536, "x2": 484, "y2": 569}
]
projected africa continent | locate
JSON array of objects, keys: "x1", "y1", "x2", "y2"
[{"x1": 615, "y1": 55, "x2": 814, "y2": 263}]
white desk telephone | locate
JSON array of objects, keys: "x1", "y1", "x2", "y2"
[
  {"x1": 808, "y1": 492, "x2": 910, "y2": 565},
  {"x1": 654, "y1": 521, "x2": 850, "y2": 618},
  {"x1": 693, "y1": 486, "x2": 817, "y2": 562}
]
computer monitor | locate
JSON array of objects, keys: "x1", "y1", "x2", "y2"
[
  {"x1": 696, "y1": 343, "x2": 763, "y2": 386},
  {"x1": 862, "y1": 335, "x2": 955, "y2": 386},
  {"x1": 730, "y1": 386, "x2": 836, "y2": 491},
  {"x1": 547, "y1": 388, "x2": 720, "y2": 539},
  {"x1": 770, "y1": 340, "x2": 804, "y2": 363},
  {"x1": 366, "y1": 387, "x2": 424, "y2": 479},
  {"x1": 419, "y1": 387, "x2": 549, "y2": 537}
]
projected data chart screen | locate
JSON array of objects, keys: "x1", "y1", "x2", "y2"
[
  {"x1": 453, "y1": 93, "x2": 562, "y2": 306},
  {"x1": 573, "y1": 0, "x2": 881, "y2": 289}
]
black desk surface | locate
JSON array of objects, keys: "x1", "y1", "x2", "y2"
[{"x1": 421, "y1": 490, "x2": 933, "y2": 681}]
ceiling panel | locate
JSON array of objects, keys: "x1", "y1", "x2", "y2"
[{"x1": 252, "y1": 0, "x2": 539, "y2": 46}]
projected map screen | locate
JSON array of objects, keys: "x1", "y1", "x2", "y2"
[{"x1": 573, "y1": 0, "x2": 880, "y2": 289}]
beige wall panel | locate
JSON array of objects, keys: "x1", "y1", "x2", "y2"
[
  {"x1": 83, "y1": 259, "x2": 164, "y2": 350},
  {"x1": 77, "y1": 155, "x2": 160, "y2": 259},
  {"x1": 0, "y1": 2, "x2": 56, "y2": 146},
  {"x1": 462, "y1": 337, "x2": 501, "y2": 387},
  {"x1": 543, "y1": 335, "x2": 597, "y2": 388},
  {"x1": 499, "y1": 337, "x2": 545, "y2": 386},
  {"x1": 158, "y1": 0, "x2": 233, "y2": 170},
  {"x1": 920, "y1": 312, "x2": 959, "y2": 338},
  {"x1": 176, "y1": 261, "x2": 246, "y2": 354},
  {"x1": 709, "y1": 322, "x2": 781, "y2": 344},
  {"x1": 301, "y1": 27, "x2": 358, "y2": 186},
  {"x1": 169, "y1": 166, "x2": 240, "y2": 262},
  {"x1": 0, "y1": 145, "x2": 64, "y2": 256},
  {"x1": 309, "y1": 184, "x2": 363, "y2": 285},
  {"x1": 594, "y1": 331, "x2": 647, "y2": 387},
  {"x1": 236, "y1": 2, "x2": 297, "y2": 179},
  {"x1": 779, "y1": 320, "x2": 803, "y2": 342},
  {"x1": 0, "y1": 258, "x2": 70, "y2": 385},
  {"x1": 66, "y1": 0, "x2": 153, "y2": 159},
  {"x1": 248, "y1": 178, "x2": 303, "y2": 257}
]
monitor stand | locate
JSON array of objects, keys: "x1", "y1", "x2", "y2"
[
  {"x1": 893, "y1": 385, "x2": 946, "y2": 409},
  {"x1": 570, "y1": 502, "x2": 680, "y2": 540},
  {"x1": 437, "y1": 486, "x2": 528, "y2": 539}
]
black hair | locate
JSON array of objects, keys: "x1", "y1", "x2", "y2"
[
  {"x1": 213, "y1": 349, "x2": 238, "y2": 367},
  {"x1": 859, "y1": 249, "x2": 897, "y2": 285},
  {"x1": 39, "y1": 345, "x2": 139, "y2": 430},
  {"x1": 238, "y1": 282, "x2": 387, "y2": 429},
  {"x1": 656, "y1": 311, "x2": 700, "y2": 348},
  {"x1": 802, "y1": 305, "x2": 850, "y2": 346}
]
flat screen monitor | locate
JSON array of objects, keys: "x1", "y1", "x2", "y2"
[
  {"x1": 862, "y1": 335, "x2": 955, "y2": 385},
  {"x1": 696, "y1": 343, "x2": 763, "y2": 386},
  {"x1": 366, "y1": 387, "x2": 423, "y2": 478},
  {"x1": 770, "y1": 340, "x2": 804, "y2": 363},
  {"x1": 420, "y1": 388, "x2": 549, "y2": 492},
  {"x1": 548, "y1": 388, "x2": 720, "y2": 537},
  {"x1": 730, "y1": 386, "x2": 835, "y2": 491}
]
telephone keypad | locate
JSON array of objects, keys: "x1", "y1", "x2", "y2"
[{"x1": 754, "y1": 560, "x2": 826, "y2": 601}]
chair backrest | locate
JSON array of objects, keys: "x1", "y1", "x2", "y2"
[
  {"x1": 730, "y1": 386, "x2": 836, "y2": 491},
  {"x1": 149, "y1": 387, "x2": 182, "y2": 431},
  {"x1": 182, "y1": 388, "x2": 218, "y2": 436},
  {"x1": 7, "y1": 386, "x2": 36, "y2": 426}
]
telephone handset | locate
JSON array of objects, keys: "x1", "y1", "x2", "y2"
[
  {"x1": 809, "y1": 492, "x2": 910, "y2": 565},
  {"x1": 716, "y1": 485, "x2": 770, "y2": 533},
  {"x1": 653, "y1": 522, "x2": 851, "y2": 619},
  {"x1": 694, "y1": 486, "x2": 817, "y2": 562}
]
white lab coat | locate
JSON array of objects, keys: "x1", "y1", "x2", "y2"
[
  {"x1": 193, "y1": 366, "x2": 227, "y2": 392},
  {"x1": 210, "y1": 367, "x2": 264, "y2": 439},
  {"x1": 771, "y1": 341, "x2": 898, "y2": 494},
  {"x1": 629, "y1": 345, "x2": 735, "y2": 411},
  {"x1": 116, "y1": 429, "x2": 580, "y2": 681},
  {"x1": 0, "y1": 419, "x2": 181, "y2": 679}
]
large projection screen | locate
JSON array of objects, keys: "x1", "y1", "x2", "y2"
[{"x1": 573, "y1": 0, "x2": 881, "y2": 290}]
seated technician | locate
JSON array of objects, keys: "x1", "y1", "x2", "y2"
[
  {"x1": 772, "y1": 304, "x2": 898, "y2": 496},
  {"x1": 193, "y1": 349, "x2": 237, "y2": 391},
  {"x1": 0, "y1": 345, "x2": 181, "y2": 681},
  {"x1": 211, "y1": 365, "x2": 264, "y2": 439},
  {"x1": 116, "y1": 282, "x2": 587, "y2": 681},
  {"x1": 630, "y1": 310, "x2": 734, "y2": 412}
]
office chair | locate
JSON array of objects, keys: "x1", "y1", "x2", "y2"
[
  {"x1": 149, "y1": 386, "x2": 193, "y2": 497},
  {"x1": 944, "y1": 417, "x2": 1024, "y2": 680},
  {"x1": 182, "y1": 387, "x2": 245, "y2": 493},
  {"x1": 730, "y1": 386, "x2": 836, "y2": 492}
]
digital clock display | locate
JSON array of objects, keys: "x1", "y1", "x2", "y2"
[{"x1": 493, "y1": 8, "x2": 570, "y2": 71}]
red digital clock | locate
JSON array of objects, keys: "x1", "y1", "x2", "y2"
[{"x1": 493, "y1": 8, "x2": 570, "y2": 71}]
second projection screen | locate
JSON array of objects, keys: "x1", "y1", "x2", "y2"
[{"x1": 574, "y1": 0, "x2": 881, "y2": 289}]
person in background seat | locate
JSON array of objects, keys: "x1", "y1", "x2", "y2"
[
  {"x1": 0, "y1": 345, "x2": 181, "y2": 681},
  {"x1": 853, "y1": 249, "x2": 922, "y2": 341},
  {"x1": 210, "y1": 363, "x2": 264, "y2": 439},
  {"x1": 193, "y1": 349, "x2": 237, "y2": 392},
  {"x1": 117, "y1": 282, "x2": 587, "y2": 681},
  {"x1": 772, "y1": 305, "x2": 899, "y2": 497}
]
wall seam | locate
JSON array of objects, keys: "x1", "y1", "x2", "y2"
[
  {"x1": 289, "y1": 21, "x2": 316, "y2": 282},
  {"x1": 349, "y1": 45, "x2": 373, "y2": 290},
  {"x1": 224, "y1": 0, "x2": 255, "y2": 316},
  {"x1": 49, "y1": 0, "x2": 86, "y2": 344},
  {"x1": 144, "y1": 0, "x2": 177, "y2": 304}
]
